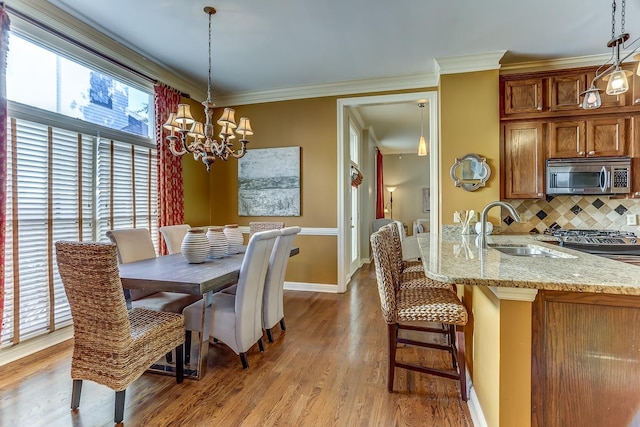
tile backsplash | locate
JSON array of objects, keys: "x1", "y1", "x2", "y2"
[{"x1": 500, "y1": 196, "x2": 640, "y2": 234}]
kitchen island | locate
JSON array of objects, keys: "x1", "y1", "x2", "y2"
[{"x1": 417, "y1": 232, "x2": 640, "y2": 427}]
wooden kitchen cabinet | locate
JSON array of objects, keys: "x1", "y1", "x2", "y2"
[
  {"x1": 503, "y1": 122, "x2": 545, "y2": 199},
  {"x1": 548, "y1": 117, "x2": 627, "y2": 158},
  {"x1": 549, "y1": 72, "x2": 587, "y2": 112},
  {"x1": 503, "y1": 78, "x2": 545, "y2": 115}
]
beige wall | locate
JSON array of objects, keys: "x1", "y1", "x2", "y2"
[
  {"x1": 439, "y1": 70, "x2": 502, "y2": 227},
  {"x1": 382, "y1": 153, "x2": 430, "y2": 235}
]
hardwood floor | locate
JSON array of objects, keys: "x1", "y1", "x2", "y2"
[{"x1": 0, "y1": 263, "x2": 472, "y2": 426}]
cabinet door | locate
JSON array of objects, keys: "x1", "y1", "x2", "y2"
[
  {"x1": 549, "y1": 73, "x2": 587, "y2": 112},
  {"x1": 504, "y1": 122, "x2": 545, "y2": 198},
  {"x1": 504, "y1": 78, "x2": 544, "y2": 115},
  {"x1": 548, "y1": 121, "x2": 586, "y2": 158},
  {"x1": 586, "y1": 117, "x2": 626, "y2": 157}
]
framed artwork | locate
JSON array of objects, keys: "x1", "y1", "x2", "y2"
[
  {"x1": 422, "y1": 187, "x2": 430, "y2": 213},
  {"x1": 238, "y1": 147, "x2": 301, "y2": 216}
]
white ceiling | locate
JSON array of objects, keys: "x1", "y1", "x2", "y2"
[{"x1": 45, "y1": 0, "x2": 640, "y2": 154}]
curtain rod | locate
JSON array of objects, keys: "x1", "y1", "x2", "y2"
[{"x1": 2, "y1": 2, "x2": 190, "y2": 98}]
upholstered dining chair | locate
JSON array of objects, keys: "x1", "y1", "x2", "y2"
[
  {"x1": 106, "y1": 228, "x2": 200, "y2": 362},
  {"x1": 262, "y1": 226, "x2": 301, "y2": 342},
  {"x1": 370, "y1": 228, "x2": 468, "y2": 400},
  {"x1": 182, "y1": 229, "x2": 280, "y2": 369},
  {"x1": 249, "y1": 221, "x2": 284, "y2": 237},
  {"x1": 159, "y1": 224, "x2": 191, "y2": 254},
  {"x1": 55, "y1": 241, "x2": 185, "y2": 424}
]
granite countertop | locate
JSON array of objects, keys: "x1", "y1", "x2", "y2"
[{"x1": 416, "y1": 233, "x2": 640, "y2": 296}]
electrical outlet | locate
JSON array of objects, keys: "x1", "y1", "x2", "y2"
[
  {"x1": 453, "y1": 212, "x2": 460, "y2": 223},
  {"x1": 627, "y1": 214, "x2": 638, "y2": 226}
]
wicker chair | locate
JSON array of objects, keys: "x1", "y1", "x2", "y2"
[
  {"x1": 382, "y1": 224, "x2": 454, "y2": 291},
  {"x1": 249, "y1": 221, "x2": 285, "y2": 237},
  {"x1": 55, "y1": 241, "x2": 185, "y2": 424},
  {"x1": 106, "y1": 228, "x2": 200, "y2": 363},
  {"x1": 370, "y1": 228, "x2": 468, "y2": 400},
  {"x1": 159, "y1": 224, "x2": 191, "y2": 254}
]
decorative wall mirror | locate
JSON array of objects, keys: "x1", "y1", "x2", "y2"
[{"x1": 450, "y1": 153, "x2": 491, "y2": 191}]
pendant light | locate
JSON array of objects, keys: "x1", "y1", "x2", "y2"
[{"x1": 417, "y1": 103, "x2": 427, "y2": 156}]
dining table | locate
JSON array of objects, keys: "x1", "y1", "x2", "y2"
[{"x1": 117, "y1": 247, "x2": 299, "y2": 380}]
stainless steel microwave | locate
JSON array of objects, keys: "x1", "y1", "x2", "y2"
[{"x1": 546, "y1": 157, "x2": 631, "y2": 195}]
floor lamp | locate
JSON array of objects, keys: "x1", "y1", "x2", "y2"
[{"x1": 386, "y1": 186, "x2": 397, "y2": 219}]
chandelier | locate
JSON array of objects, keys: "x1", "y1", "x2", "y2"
[
  {"x1": 162, "y1": 6, "x2": 252, "y2": 171},
  {"x1": 582, "y1": 0, "x2": 640, "y2": 109}
]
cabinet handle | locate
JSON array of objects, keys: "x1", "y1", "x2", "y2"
[
  {"x1": 537, "y1": 193, "x2": 544, "y2": 197},
  {"x1": 579, "y1": 151, "x2": 585, "y2": 155},
  {"x1": 537, "y1": 106, "x2": 542, "y2": 111},
  {"x1": 588, "y1": 150, "x2": 596, "y2": 155}
]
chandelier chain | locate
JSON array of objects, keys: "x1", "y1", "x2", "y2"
[
  {"x1": 621, "y1": 0, "x2": 625, "y2": 34},
  {"x1": 207, "y1": 11, "x2": 213, "y2": 103},
  {"x1": 611, "y1": 0, "x2": 616, "y2": 39}
]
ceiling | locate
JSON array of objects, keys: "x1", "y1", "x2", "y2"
[{"x1": 45, "y1": 0, "x2": 640, "y2": 154}]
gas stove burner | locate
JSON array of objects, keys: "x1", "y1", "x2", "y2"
[
  {"x1": 544, "y1": 228, "x2": 637, "y2": 239},
  {"x1": 543, "y1": 228, "x2": 639, "y2": 254}
]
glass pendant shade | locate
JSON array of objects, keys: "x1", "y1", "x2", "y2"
[
  {"x1": 605, "y1": 69, "x2": 629, "y2": 95},
  {"x1": 417, "y1": 135, "x2": 427, "y2": 156},
  {"x1": 582, "y1": 86, "x2": 602, "y2": 109}
]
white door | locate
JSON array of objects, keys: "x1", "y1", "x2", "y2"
[{"x1": 348, "y1": 123, "x2": 360, "y2": 276}]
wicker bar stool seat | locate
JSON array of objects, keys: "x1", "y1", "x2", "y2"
[
  {"x1": 371, "y1": 228, "x2": 468, "y2": 401},
  {"x1": 55, "y1": 241, "x2": 185, "y2": 424},
  {"x1": 380, "y1": 224, "x2": 455, "y2": 291}
]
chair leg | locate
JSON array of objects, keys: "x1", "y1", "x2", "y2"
[
  {"x1": 280, "y1": 318, "x2": 286, "y2": 331},
  {"x1": 71, "y1": 379, "x2": 82, "y2": 410},
  {"x1": 240, "y1": 353, "x2": 249, "y2": 369},
  {"x1": 387, "y1": 323, "x2": 398, "y2": 393},
  {"x1": 266, "y1": 328, "x2": 274, "y2": 343},
  {"x1": 184, "y1": 330, "x2": 192, "y2": 364},
  {"x1": 448, "y1": 324, "x2": 457, "y2": 369},
  {"x1": 165, "y1": 351, "x2": 173, "y2": 364},
  {"x1": 175, "y1": 344, "x2": 184, "y2": 383},
  {"x1": 114, "y1": 390, "x2": 125, "y2": 424},
  {"x1": 258, "y1": 338, "x2": 265, "y2": 352},
  {"x1": 456, "y1": 328, "x2": 468, "y2": 401}
]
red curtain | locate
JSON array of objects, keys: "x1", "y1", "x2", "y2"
[
  {"x1": 375, "y1": 148, "x2": 385, "y2": 219},
  {"x1": 0, "y1": 5, "x2": 9, "y2": 336},
  {"x1": 154, "y1": 84, "x2": 184, "y2": 255}
]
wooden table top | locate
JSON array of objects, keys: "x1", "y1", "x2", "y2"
[{"x1": 118, "y1": 247, "x2": 299, "y2": 296}]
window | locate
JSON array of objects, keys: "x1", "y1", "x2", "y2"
[{"x1": 1, "y1": 32, "x2": 158, "y2": 348}]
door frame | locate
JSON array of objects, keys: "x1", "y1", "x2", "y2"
[{"x1": 336, "y1": 91, "x2": 440, "y2": 292}]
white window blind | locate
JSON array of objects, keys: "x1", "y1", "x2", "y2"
[{"x1": 1, "y1": 116, "x2": 158, "y2": 348}]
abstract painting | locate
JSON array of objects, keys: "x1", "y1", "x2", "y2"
[{"x1": 238, "y1": 147, "x2": 301, "y2": 216}]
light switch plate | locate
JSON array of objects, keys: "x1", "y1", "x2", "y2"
[
  {"x1": 627, "y1": 214, "x2": 638, "y2": 226},
  {"x1": 453, "y1": 212, "x2": 461, "y2": 223}
]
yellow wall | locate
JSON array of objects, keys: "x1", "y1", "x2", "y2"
[
  {"x1": 439, "y1": 70, "x2": 502, "y2": 226},
  {"x1": 500, "y1": 300, "x2": 532, "y2": 427},
  {"x1": 468, "y1": 285, "x2": 501, "y2": 427}
]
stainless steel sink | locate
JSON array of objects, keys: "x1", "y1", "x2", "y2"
[{"x1": 488, "y1": 243, "x2": 576, "y2": 258}]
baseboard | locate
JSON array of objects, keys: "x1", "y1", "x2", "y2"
[
  {"x1": 0, "y1": 326, "x2": 74, "y2": 366},
  {"x1": 283, "y1": 281, "x2": 339, "y2": 293},
  {"x1": 466, "y1": 369, "x2": 488, "y2": 427}
]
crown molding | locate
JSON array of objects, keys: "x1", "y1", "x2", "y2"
[
  {"x1": 499, "y1": 53, "x2": 614, "y2": 74},
  {"x1": 435, "y1": 51, "x2": 507, "y2": 75},
  {"x1": 9, "y1": 0, "x2": 205, "y2": 99},
  {"x1": 213, "y1": 73, "x2": 438, "y2": 106}
]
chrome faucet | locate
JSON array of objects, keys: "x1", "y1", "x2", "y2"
[{"x1": 478, "y1": 201, "x2": 522, "y2": 249}]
